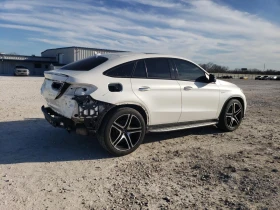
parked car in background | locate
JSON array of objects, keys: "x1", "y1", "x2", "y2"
[
  {"x1": 269, "y1": 76, "x2": 277, "y2": 80},
  {"x1": 221, "y1": 75, "x2": 233, "y2": 79},
  {"x1": 276, "y1": 76, "x2": 280, "y2": 80},
  {"x1": 41, "y1": 53, "x2": 247, "y2": 156},
  {"x1": 255, "y1": 76, "x2": 263, "y2": 80},
  {"x1": 261, "y1": 75, "x2": 269, "y2": 80},
  {"x1": 240, "y1": 76, "x2": 248, "y2": 79},
  {"x1": 14, "y1": 66, "x2": 30, "y2": 76}
]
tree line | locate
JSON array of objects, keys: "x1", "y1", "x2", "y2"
[{"x1": 199, "y1": 62, "x2": 280, "y2": 75}]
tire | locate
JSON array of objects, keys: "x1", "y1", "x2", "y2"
[
  {"x1": 97, "y1": 107, "x2": 146, "y2": 156},
  {"x1": 217, "y1": 99, "x2": 243, "y2": 132}
]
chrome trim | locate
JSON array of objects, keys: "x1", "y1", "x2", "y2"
[{"x1": 149, "y1": 122, "x2": 217, "y2": 132}]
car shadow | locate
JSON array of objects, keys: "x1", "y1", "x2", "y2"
[
  {"x1": 0, "y1": 118, "x2": 111, "y2": 165},
  {"x1": 0, "y1": 118, "x2": 223, "y2": 164}
]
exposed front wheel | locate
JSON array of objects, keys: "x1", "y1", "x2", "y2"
[
  {"x1": 97, "y1": 108, "x2": 146, "y2": 156},
  {"x1": 217, "y1": 99, "x2": 243, "y2": 132}
]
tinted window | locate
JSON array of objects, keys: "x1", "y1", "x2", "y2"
[
  {"x1": 133, "y1": 60, "x2": 147, "y2": 78},
  {"x1": 173, "y1": 59, "x2": 206, "y2": 82},
  {"x1": 104, "y1": 62, "x2": 135, "y2": 78},
  {"x1": 145, "y1": 58, "x2": 171, "y2": 79},
  {"x1": 61, "y1": 56, "x2": 108, "y2": 71}
]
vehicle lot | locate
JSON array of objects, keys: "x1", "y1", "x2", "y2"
[{"x1": 0, "y1": 76, "x2": 279, "y2": 209}]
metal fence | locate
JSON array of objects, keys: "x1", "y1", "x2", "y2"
[{"x1": 212, "y1": 73, "x2": 276, "y2": 80}]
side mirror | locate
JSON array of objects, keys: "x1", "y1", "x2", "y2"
[{"x1": 209, "y1": 74, "x2": 216, "y2": 83}]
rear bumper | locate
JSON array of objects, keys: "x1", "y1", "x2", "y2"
[{"x1": 41, "y1": 106, "x2": 75, "y2": 130}]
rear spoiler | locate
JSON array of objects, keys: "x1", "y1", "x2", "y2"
[{"x1": 44, "y1": 71, "x2": 69, "y2": 82}]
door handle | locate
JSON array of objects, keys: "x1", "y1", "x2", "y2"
[
  {"x1": 184, "y1": 86, "x2": 193, "y2": 91},
  {"x1": 139, "y1": 86, "x2": 151, "y2": 91}
]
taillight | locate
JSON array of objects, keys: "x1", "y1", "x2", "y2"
[
  {"x1": 55, "y1": 83, "x2": 71, "y2": 99},
  {"x1": 51, "y1": 81, "x2": 63, "y2": 91}
]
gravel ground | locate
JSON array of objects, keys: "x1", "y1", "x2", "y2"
[{"x1": 0, "y1": 76, "x2": 279, "y2": 210}]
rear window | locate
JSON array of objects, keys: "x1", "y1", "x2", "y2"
[
  {"x1": 103, "y1": 62, "x2": 135, "y2": 78},
  {"x1": 60, "y1": 56, "x2": 108, "y2": 71}
]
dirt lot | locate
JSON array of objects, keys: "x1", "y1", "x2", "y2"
[{"x1": 0, "y1": 76, "x2": 279, "y2": 210}]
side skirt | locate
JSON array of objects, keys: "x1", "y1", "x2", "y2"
[{"x1": 148, "y1": 119, "x2": 218, "y2": 133}]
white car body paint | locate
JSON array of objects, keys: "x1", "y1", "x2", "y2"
[
  {"x1": 177, "y1": 80, "x2": 220, "y2": 122},
  {"x1": 41, "y1": 53, "x2": 246, "y2": 127},
  {"x1": 131, "y1": 78, "x2": 181, "y2": 125}
]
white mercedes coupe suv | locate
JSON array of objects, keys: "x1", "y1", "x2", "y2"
[{"x1": 41, "y1": 53, "x2": 246, "y2": 156}]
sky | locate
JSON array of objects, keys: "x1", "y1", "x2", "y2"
[{"x1": 0, "y1": 0, "x2": 280, "y2": 70}]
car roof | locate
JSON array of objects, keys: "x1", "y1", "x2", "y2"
[
  {"x1": 52, "y1": 52, "x2": 206, "y2": 77},
  {"x1": 101, "y1": 52, "x2": 193, "y2": 62}
]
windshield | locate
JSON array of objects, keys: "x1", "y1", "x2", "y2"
[{"x1": 60, "y1": 56, "x2": 108, "y2": 71}]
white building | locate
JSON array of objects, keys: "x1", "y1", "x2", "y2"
[
  {"x1": 41, "y1": 46, "x2": 125, "y2": 66},
  {"x1": 0, "y1": 46, "x2": 125, "y2": 75},
  {"x1": 0, "y1": 54, "x2": 56, "y2": 75}
]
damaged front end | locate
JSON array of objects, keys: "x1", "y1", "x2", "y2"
[{"x1": 41, "y1": 79, "x2": 115, "y2": 135}]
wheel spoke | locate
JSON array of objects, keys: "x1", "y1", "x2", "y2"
[
  {"x1": 124, "y1": 114, "x2": 132, "y2": 129},
  {"x1": 234, "y1": 108, "x2": 241, "y2": 115},
  {"x1": 125, "y1": 133, "x2": 133, "y2": 148},
  {"x1": 112, "y1": 133, "x2": 124, "y2": 146},
  {"x1": 127, "y1": 128, "x2": 142, "y2": 133},
  {"x1": 233, "y1": 103, "x2": 236, "y2": 113},
  {"x1": 229, "y1": 118, "x2": 234, "y2": 127},
  {"x1": 234, "y1": 116, "x2": 239, "y2": 125},
  {"x1": 127, "y1": 115, "x2": 142, "y2": 130},
  {"x1": 113, "y1": 122, "x2": 123, "y2": 131},
  {"x1": 226, "y1": 104, "x2": 233, "y2": 116}
]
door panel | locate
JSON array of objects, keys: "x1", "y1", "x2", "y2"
[
  {"x1": 177, "y1": 81, "x2": 220, "y2": 122},
  {"x1": 170, "y1": 58, "x2": 220, "y2": 122},
  {"x1": 131, "y1": 58, "x2": 181, "y2": 125},
  {"x1": 131, "y1": 78, "x2": 181, "y2": 125}
]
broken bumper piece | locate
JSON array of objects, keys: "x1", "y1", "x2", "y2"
[{"x1": 41, "y1": 106, "x2": 75, "y2": 131}]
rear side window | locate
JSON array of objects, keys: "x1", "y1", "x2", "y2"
[
  {"x1": 103, "y1": 62, "x2": 135, "y2": 78},
  {"x1": 145, "y1": 58, "x2": 171, "y2": 79},
  {"x1": 133, "y1": 60, "x2": 147, "y2": 78},
  {"x1": 61, "y1": 56, "x2": 108, "y2": 71}
]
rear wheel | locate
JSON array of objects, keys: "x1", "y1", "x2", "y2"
[
  {"x1": 217, "y1": 99, "x2": 243, "y2": 131},
  {"x1": 97, "y1": 107, "x2": 146, "y2": 156}
]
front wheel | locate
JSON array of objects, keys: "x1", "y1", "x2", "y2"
[
  {"x1": 217, "y1": 99, "x2": 243, "y2": 132},
  {"x1": 97, "y1": 107, "x2": 146, "y2": 156}
]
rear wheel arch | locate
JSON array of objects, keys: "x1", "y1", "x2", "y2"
[{"x1": 99, "y1": 103, "x2": 149, "y2": 129}]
